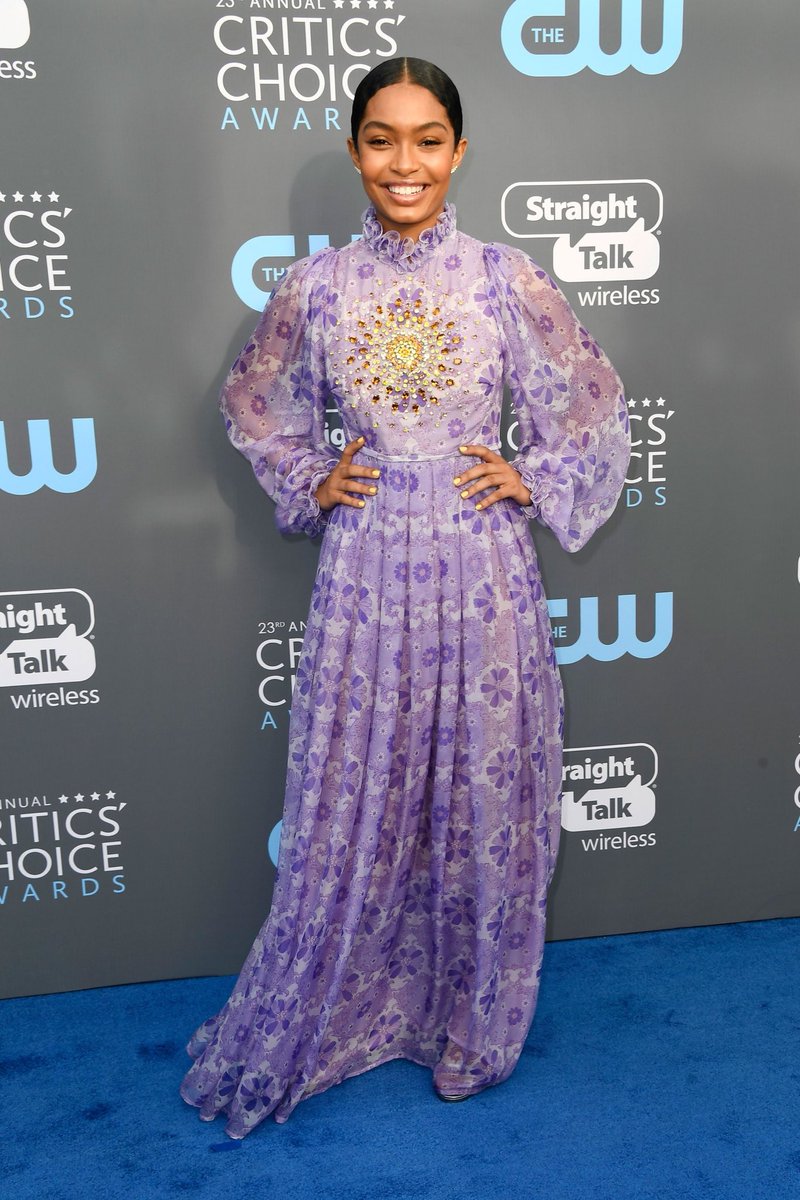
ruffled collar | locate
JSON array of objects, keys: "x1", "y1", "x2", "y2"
[{"x1": 360, "y1": 201, "x2": 457, "y2": 272}]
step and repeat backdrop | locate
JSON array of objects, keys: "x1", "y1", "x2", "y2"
[{"x1": 1, "y1": 1, "x2": 798, "y2": 999}]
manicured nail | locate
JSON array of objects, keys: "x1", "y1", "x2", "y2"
[
  {"x1": 460, "y1": 490, "x2": 469, "y2": 498},
  {"x1": 358, "y1": 499, "x2": 366, "y2": 506},
  {"x1": 372, "y1": 469, "x2": 380, "y2": 477},
  {"x1": 459, "y1": 445, "x2": 468, "y2": 452},
  {"x1": 453, "y1": 476, "x2": 461, "y2": 484},
  {"x1": 475, "y1": 503, "x2": 482, "y2": 510},
  {"x1": 358, "y1": 436, "x2": 365, "y2": 442},
  {"x1": 369, "y1": 486, "x2": 377, "y2": 494}
]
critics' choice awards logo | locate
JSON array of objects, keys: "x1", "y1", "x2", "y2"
[
  {"x1": 0, "y1": 189, "x2": 75, "y2": 319},
  {"x1": 501, "y1": 179, "x2": 662, "y2": 306},
  {"x1": 0, "y1": 418, "x2": 97, "y2": 494},
  {"x1": 0, "y1": 0, "x2": 34, "y2": 78},
  {"x1": 549, "y1": 592, "x2": 672, "y2": 663},
  {"x1": 214, "y1": 0, "x2": 408, "y2": 133},
  {"x1": 233, "y1": 231, "x2": 360, "y2": 310},
  {"x1": 501, "y1": 0, "x2": 683, "y2": 77},
  {"x1": 0, "y1": 789, "x2": 125, "y2": 906},
  {"x1": 257, "y1": 618, "x2": 309, "y2": 730},
  {"x1": 561, "y1": 742, "x2": 658, "y2": 850},
  {"x1": 625, "y1": 395, "x2": 674, "y2": 509},
  {"x1": 0, "y1": 589, "x2": 100, "y2": 709}
]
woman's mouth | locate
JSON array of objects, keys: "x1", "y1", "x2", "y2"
[{"x1": 382, "y1": 183, "x2": 429, "y2": 203}]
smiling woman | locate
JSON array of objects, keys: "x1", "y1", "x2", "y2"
[
  {"x1": 346, "y1": 59, "x2": 467, "y2": 242},
  {"x1": 180, "y1": 55, "x2": 631, "y2": 1139}
]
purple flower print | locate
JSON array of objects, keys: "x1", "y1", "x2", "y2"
[
  {"x1": 530, "y1": 363, "x2": 568, "y2": 406},
  {"x1": 488, "y1": 749, "x2": 517, "y2": 790},
  {"x1": 480, "y1": 666, "x2": 514, "y2": 708}
]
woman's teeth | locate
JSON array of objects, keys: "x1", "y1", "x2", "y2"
[{"x1": 386, "y1": 185, "x2": 426, "y2": 195}]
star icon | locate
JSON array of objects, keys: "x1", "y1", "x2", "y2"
[
  {"x1": 0, "y1": 192, "x2": 5, "y2": 202},
  {"x1": 106, "y1": 790, "x2": 116, "y2": 800},
  {"x1": 641, "y1": 397, "x2": 651, "y2": 408},
  {"x1": 384, "y1": 0, "x2": 395, "y2": 7},
  {"x1": 75, "y1": 793, "x2": 85, "y2": 803},
  {"x1": 350, "y1": 0, "x2": 361, "y2": 7},
  {"x1": 627, "y1": 398, "x2": 636, "y2": 409},
  {"x1": 656, "y1": 396, "x2": 665, "y2": 407},
  {"x1": 333, "y1": 0, "x2": 344, "y2": 6},
  {"x1": 12, "y1": 191, "x2": 24, "y2": 202},
  {"x1": 91, "y1": 792, "x2": 100, "y2": 801},
  {"x1": 58, "y1": 793, "x2": 69, "y2": 803},
  {"x1": 48, "y1": 191, "x2": 60, "y2": 202},
  {"x1": 30, "y1": 191, "x2": 42, "y2": 202},
  {"x1": 367, "y1": 0, "x2": 379, "y2": 6}
]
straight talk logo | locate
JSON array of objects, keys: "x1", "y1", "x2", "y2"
[{"x1": 561, "y1": 742, "x2": 658, "y2": 851}]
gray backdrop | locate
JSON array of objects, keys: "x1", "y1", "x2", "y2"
[{"x1": 1, "y1": 0, "x2": 798, "y2": 999}]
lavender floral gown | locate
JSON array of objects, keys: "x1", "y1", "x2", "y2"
[{"x1": 180, "y1": 202, "x2": 629, "y2": 1138}]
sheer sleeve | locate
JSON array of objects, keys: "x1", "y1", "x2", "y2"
[
  {"x1": 219, "y1": 248, "x2": 340, "y2": 539},
  {"x1": 484, "y1": 243, "x2": 630, "y2": 552}
]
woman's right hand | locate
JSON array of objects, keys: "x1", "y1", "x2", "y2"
[{"x1": 314, "y1": 435, "x2": 381, "y2": 511}]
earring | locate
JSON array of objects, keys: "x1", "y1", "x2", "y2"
[
  {"x1": 354, "y1": 166, "x2": 362, "y2": 174},
  {"x1": 450, "y1": 166, "x2": 458, "y2": 174}
]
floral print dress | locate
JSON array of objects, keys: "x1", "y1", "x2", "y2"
[{"x1": 179, "y1": 202, "x2": 630, "y2": 1138}]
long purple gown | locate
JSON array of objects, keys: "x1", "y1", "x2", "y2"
[{"x1": 179, "y1": 202, "x2": 630, "y2": 1138}]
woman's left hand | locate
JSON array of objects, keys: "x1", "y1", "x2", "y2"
[{"x1": 452, "y1": 444, "x2": 532, "y2": 510}]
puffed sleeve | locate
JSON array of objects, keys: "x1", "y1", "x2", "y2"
[
  {"x1": 484, "y1": 243, "x2": 630, "y2": 552},
  {"x1": 219, "y1": 247, "x2": 340, "y2": 538}
]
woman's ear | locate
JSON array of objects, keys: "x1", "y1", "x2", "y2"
[
  {"x1": 346, "y1": 136, "x2": 361, "y2": 173},
  {"x1": 451, "y1": 137, "x2": 468, "y2": 172}
]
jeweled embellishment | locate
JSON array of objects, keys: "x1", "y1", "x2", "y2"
[{"x1": 332, "y1": 282, "x2": 474, "y2": 427}]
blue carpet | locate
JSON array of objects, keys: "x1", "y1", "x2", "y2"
[{"x1": 1, "y1": 918, "x2": 797, "y2": 1199}]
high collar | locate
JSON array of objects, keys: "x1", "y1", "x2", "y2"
[{"x1": 360, "y1": 201, "x2": 457, "y2": 272}]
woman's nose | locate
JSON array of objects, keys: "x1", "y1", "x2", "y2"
[{"x1": 389, "y1": 142, "x2": 419, "y2": 175}]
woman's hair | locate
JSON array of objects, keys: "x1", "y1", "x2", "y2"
[{"x1": 350, "y1": 57, "x2": 463, "y2": 145}]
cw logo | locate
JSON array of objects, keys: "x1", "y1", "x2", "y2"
[
  {"x1": 0, "y1": 0, "x2": 29, "y2": 48},
  {"x1": 549, "y1": 592, "x2": 673, "y2": 663},
  {"x1": 0, "y1": 419, "x2": 97, "y2": 495},
  {"x1": 232, "y1": 232, "x2": 359, "y2": 310},
  {"x1": 501, "y1": 0, "x2": 684, "y2": 77}
]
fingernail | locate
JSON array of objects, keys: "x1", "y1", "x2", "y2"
[
  {"x1": 358, "y1": 436, "x2": 365, "y2": 442},
  {"x1": 372, "y1": 469, "x2": 380, "y2": 477},
  {"x1": 459, "y1": 445, "x2": 468, "y2": 452},
  {"x1": 369, "y1": 486, "x2": 377, "y2": 494},
  {"x1": 475, "y1": 503, "x2": 482, "y2": 510},
  {"x1": 460, "y1": 490, "x2": 469, "y2": 499},
  {"x1": 453, "y1": 476, "x2": 461, "y2": 485},
  {"x1": 359, "y1": 499, "x2": 366, "y2": 506}
]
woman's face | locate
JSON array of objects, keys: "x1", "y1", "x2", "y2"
[{"x1": 348, "y1": 80, "x2": 467, "y2": 242}]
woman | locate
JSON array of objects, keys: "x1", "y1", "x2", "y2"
[{"x1": 180, "y1": 57, "x2": 630, "y2": 1139}]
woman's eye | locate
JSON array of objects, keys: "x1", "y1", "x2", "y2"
[
  {"x1": 368, "y1": 138, "x2": 390, "y2": 147},
  {"x1": 421, "y1": 139, "x2": 442, "y2": 147}
]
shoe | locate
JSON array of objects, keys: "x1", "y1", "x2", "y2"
[{"x1": 434, "y1": 1088, "x2": 473, "y2": 1102}]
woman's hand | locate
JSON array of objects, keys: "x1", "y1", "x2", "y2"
[
  {"x1": 452, "y1": 444, "x2": 532, "y2": 510},
  {"x1": 314, "y1": 435, "x2": 381, "y2": 511}
]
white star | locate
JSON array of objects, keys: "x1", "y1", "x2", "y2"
[
  {"x1": 656, "y1": 396, "x2": 665, "y2": 407},
  {"x1": 75, "y1": 793, "x2": 85, "y2": 802},
  {"x1": 58, "y1": 793, "x2": 69, "y2": 803},
  {"x1": 91, "y1": 791, "x2": 100, "y2": 801},
  {"x1": 30, "y1": 191, "x2": 42, "y2": 202},
  {"x1": 367, "y1": 0, "x2": 378, "y2": 6},
  {"x1": 641, "y1": 397, "x2": 651, "y2": 408},
  {"x1": 0, "y1": 192, "x2": 5, "y2": 202},
  {"x1": 12, "y1": 191, "x2": 24, "y2": 202},
  {"x1": 106, "y1": 790, "x2": 116, "y2": 800},
  {"x1": 627, "y1": 398, "x2": 636, "y2": 409},
  {"x1": 350, "y1": 0, "x2": 361, "y2": 7},
  {"x1": 384, "y1": 0, "x2": 395, "y2": 7},
  {"x1": 48, "y1": 191, "x2": 59, "y2": 202},
  {"x1": 333, "y1": 0, "x2": 344, "y2": 6}
]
